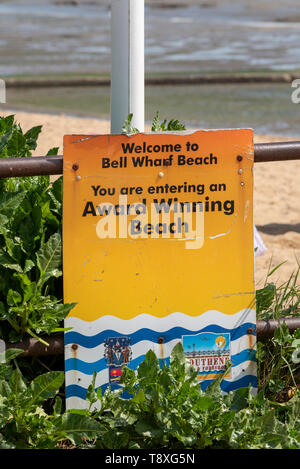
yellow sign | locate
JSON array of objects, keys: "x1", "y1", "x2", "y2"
[{"x1": 63, "y1": 130, "x2": 256, "y2": 408}]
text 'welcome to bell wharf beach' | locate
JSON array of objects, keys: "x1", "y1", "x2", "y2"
[{"x1": 101, "y1": 141, "x2": 218, "y2": 168}]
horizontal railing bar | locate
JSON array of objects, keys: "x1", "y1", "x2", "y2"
[
  {"x1": 0, "y1": 141, "x2": 299, "y2": 178},
  {"x1": 256, "y1": 317, "x2": 300, "y2": 339},
  {"x1": 6, "y1": 336, "x2": 64, "y2": 357},
  {"x1": 254, "y1": 141, "x2": 300, "y2": 163},
  {"x1": 0, "y1": 155, "x2": 62, "y2": 178}
]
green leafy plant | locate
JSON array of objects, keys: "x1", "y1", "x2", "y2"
[
  {"x1": 1, "y1": 343, "x2": 300, "y2": 449},
  {"x1": 151, "y1": 111, "x2": 186, "y2": 132},
  {"x1": 76, "y1": 344, "x2": 300, "y2": 449},
  {"x1": 122, "y1": 113, "x2": 139, "y2": 135},
  {"x1": 122, "y1": 112, "x2": 186, "y2": 135},
  {"x1": 256, "y1": 264, "x2": 300, "y2": 321},
  {"x1": 256, "y1": 264, "x2": 300, "y2": 400},
  {"x1": 0, "y1": 114, "x2": 42, "y2": 159},
  {"x1": 0, "y1": 349, "x2": 103, "y2": 448},
  {"x1": 0, "y1": 115, "x2": 75, "y2": 344},
  {"x1": 257, "y1": 324, "x2": 300, "y2": 401}
]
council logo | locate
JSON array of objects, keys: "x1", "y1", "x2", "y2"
[{"x1": 104, "y1": 337, "x2": 132, "y2": 385}]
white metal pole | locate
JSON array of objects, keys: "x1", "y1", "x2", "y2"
[{"x1": 110, "y1": 0, "x2": 145, "y2": 134}]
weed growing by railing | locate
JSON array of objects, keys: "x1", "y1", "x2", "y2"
[
  {"x1": 256, "y1": 265, "x2": 300, "y2": 400},
  {"x1": 0, "y1": 115, "x2": 76, "y2": 345}
]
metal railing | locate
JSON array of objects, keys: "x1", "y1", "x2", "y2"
[{"x1": 0, "y1": 141, "x2": 300, "y2": 179}]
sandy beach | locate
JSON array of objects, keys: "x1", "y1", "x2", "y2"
[{"x1": 2, "y1": 109, "x2": 299, "y2": 288}]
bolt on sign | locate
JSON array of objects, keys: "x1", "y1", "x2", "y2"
[{"x1": 63, "y1": 129, "x2": 256, "y2": 409}]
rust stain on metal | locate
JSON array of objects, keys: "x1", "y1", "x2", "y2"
[
  {"x1": 247, "y1": 328, "x2": 254, "y2": 349},
  {"x1": 158, "y1": 336, "x2": 164, "y2": 360},
  {"x1": 71, "y1": 343, "x2": 78, "y2": 358}
]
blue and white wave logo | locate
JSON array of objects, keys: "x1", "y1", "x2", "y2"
[{"x1": 64, "y1": 309, "x2": 257, "y2": 409}]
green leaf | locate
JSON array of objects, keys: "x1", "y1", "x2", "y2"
[
  {"x1": 0, "y1": 191, "x2": 26, "y2": 217},
  {"x1": 86, "y1": 371, "x2": 98, "y2": 408},
  {"x1": 229, "y1": 388, "x2": 249, "y2": 412},
  {"x1": 0, "y1": 129, "x2": 13, "y2": 154},
  {"x1": 7, "y1": 289, "x2": 22, "y2": 306},
  {"x1": 24, "y1": 125, "x2": 42, "y2": 151},
  {"x1": 267, "y1": 261, "x2": 287, "y2": 278},
  {"x1": 36, "y1": 232, "x2": 62, "y2": 278},
  {"x1": 0, "y1": 115, "x2": 14, "y2": 135},
  {"x1": 151, "y1": 111, "x2": 161, "y2": 132},
  {"x1": 256, "y1": 283, "x2": 276, "y2": 314},
  {"x1": 0, "y1": 213, "x2": 9, "y2": 228},
  {"x1": 29, "y1": 371, "x2": 64, "y2": 404},
  {"x1": 56, "y1": 413, "x2": 104, "y2": 446},
  {"x1": 135, "y1": 420, "x2": 163, "y2": 438},
  {"x1": 132, "y1": 389, "x2": 145, "y2": 405},
  {"x1": 205, "y1": 360, "x2": 232, "y2": 397},
  {"x1": 194, "y1": 395, "x2": 215, "y2": 411},
  {"x1": 137, "y1": 349, "x2": 159, "y2": 381},
  {"x1": 268, "y1": 379, "x2": 285, "y2": 394},
  {"x1": 260, "y1": 410, "x2": 277, "y2": 433},
  {"x1": 122, "y1": 114, "x2": 139, "y2": 135},
  {"x1": 49, "y1": 326, "x2": 72, "y2": 333},
  {"x1": 170, "y1": 342, "x2": 186, "y2": 365},
  {"x1": 0, "y1": 380, "x2": 11, "y2": 397},
  {"x1": 46, "y1": 147, "x2": 59, "y2": 156},
  {"x1": 4, "y1": 348, "x2": 24, "y2": 363},
  {"x1": 6, "y1": 131, "x2": 26, "y2": 157},
  {"x1": 0, "y1": 249, "x2": 23, "y2": 273},
  {"x1": 9, "y1": 367, "x2": 27, "y2": 394},
  {"x1": 151, "y1": 112, "x2": 186, "y2": 132},
  {"x1": 53, "y1": 395, "x2": 62, "y2": 416},
  {"x1": 96, "y1": 386, "x2": 103, "y2": 399},
  {"x1": 66, "y1": 409, "x2": 88, "y2": 416},
  {"x1": 49, "y1": 176, "x2": 63, "y2": 208},
  {"x1": 24, "y1": 259, "x2": 35, "y2": 273},
  {"x1": 169, "y1": 342, "x2": 186, "y2": 380},
  {"x1": 166, "y1": 119, "x2": 186, "y2": 131}
]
